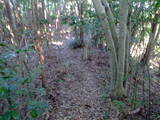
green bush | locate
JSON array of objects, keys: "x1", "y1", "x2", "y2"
[
  {"x1": 0, "y1": 43, "x2": 48, "y2": 120},
  {"x1": 112, "y1": 100, "x2": 126, "y2": 110},
  {"x1": 39, "y1": 19, "x2": 50, "y2": 25}
]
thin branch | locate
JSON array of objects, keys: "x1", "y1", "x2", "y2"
[{"x1": 101, "y1": 0, "x2": 119, "y2": 53}]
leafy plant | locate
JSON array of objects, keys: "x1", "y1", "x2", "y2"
[
  {"x1": 0, "y1": 43, "x2": 48, "y2": 120},
  {"x1": 103, "y1": 112, "x2": 109, "y2": 120},
  {"x1": 112, "y1": 100, "x2": 127, "y2": 110},
  {"x1": 39, "y1": 19, "x2": 50, "y2": 25}
]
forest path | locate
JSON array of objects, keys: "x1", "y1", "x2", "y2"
[{"x1": 45, "y1": 32, "x2": 110, "y2": 120}]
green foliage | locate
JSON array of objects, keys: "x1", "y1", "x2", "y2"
[
  {"x1": 112, "y1": 100, "x2": 127, "y2": 110},
  {"x1": 1, "y1": 110, "x2": 19, "y2": 120},
  {"x1": 151, "y1": 113, "x2": 160, "y2": 120},
  {"x1": 103, "y1": 112, "x2": 109, "y2": 120},
  {"x1": 50, "y1": 14, "x2": 57, "y2": 20},
  {"x1": 39, "y1": 19, "x2": 50, "y2": 25},
  {"x1": 0, "y1": 43, "x2": 48, "y2": 120},
  {"x1": 61, "y1": 6, "x2": 106, "y2": 47},
  {"x1": 0, "y1": 2, "x2": 3, "y2": 10},
  {"x1": 61, "y1": 15, "x2": 79, "y2": 27}
]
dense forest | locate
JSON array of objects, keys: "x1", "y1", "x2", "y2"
[{"x1": 0, "y1": 0, "x2": 160, "y2": 120}]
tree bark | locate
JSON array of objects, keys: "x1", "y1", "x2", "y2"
[
  {"x1": 92, "y1": 0, "x2": 129, "y2": 99},
  {"x1": 141, "y1": 12, "x2": 160, "y2": 65},
  {"x1": 32, "y1": 0, "x2": 45, "y2": 88},
  {"x1": 101, "y1": 0, "x2": 119, "y2": 53},
  {"x1": 92, "y1": 0, "x2": 118, "y2": 91},
  {"x1": 76, "y1": 0, "x2": 84, "y2": 45},
  {"x1": 113, "y1": 0, "x2": 128, "y2": 98},
  {"x1": 2, "y1": 0, "x2": 17, "y2": 45}
]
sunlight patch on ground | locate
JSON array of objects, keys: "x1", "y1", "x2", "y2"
[{"x1": 50, "y1": 41, "x2": 64, "y2": 46}]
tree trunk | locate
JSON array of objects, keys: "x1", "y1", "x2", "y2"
[
  {"x1": 141, "y1": 13, "x2": 160, "y2": 65},
  {"x1": 113, "y1": 0, "x2": 128, "y2": 98},
  {"x1": 2, "y1": 0, "x2": 17, "y2": 45},
  {"x1": 92, "y1": 0, "x2": 129, "y2": 99},
  {"x1": 76, "y1": 0, "x2": 84, "y2": 45},
  {"x1": 79, "y1": 0, "x2": 84, "y2": 45},
  {"x1": 32, "y1": 0, "x2": 45, "y2": 88}
]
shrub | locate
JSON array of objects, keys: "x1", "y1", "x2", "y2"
[{"x1": 0, "y1": 43, "x2": 48, "y2": 120}]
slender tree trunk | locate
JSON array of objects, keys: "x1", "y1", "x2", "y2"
[
  {"x1": 92, "y1": 0, "x2": 129, "y2": 99},
  {"x1": 92, "y1": 0, "x2": 118, "y2": 92},
  {"x1": 11, "y1": 0, "x2": 24, "y2": 48},
  {"x1": 40, "y1": 0, "x2": 45, "y2": 19},
  {"x1": 32, "y1": 0, "x2": 45, "y2": 88},
  {"x1": 101, "y1": 0, "x2": 119, "y2": 53},
  {"x1": 75, "y1": 0, "x2": 84, "y2": 45},
  {"x1": 113, "y1": 0, "x2": 128, "y2": 98},
  {"x1": 141, "y1": 13, "x2": 160, "y2": 65},
  {"x1": 79, "y1": 0, "x2": 84, "y2": 45},
  {"x1": 2, "y1": 0, "x2": 17, "y2": 45}
]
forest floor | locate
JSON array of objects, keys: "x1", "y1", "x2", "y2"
[
  {"x1": 32, "y1": 26, "x2": 160, "y2": 120},
  {"x1": 44, "y1": 31, "x2": 112, "y2": 120}
]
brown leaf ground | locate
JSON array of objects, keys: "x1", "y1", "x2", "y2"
[
  {"x1": 44, "y1": 33, "x2": 111, "y2": 120},
  {"x1": 41, "y1": 27, "x2": 160, "y2": 120}
]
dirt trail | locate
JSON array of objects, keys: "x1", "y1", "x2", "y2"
[{"x1": 45, "y1": 33, "x2": 110, "y2": 120}]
